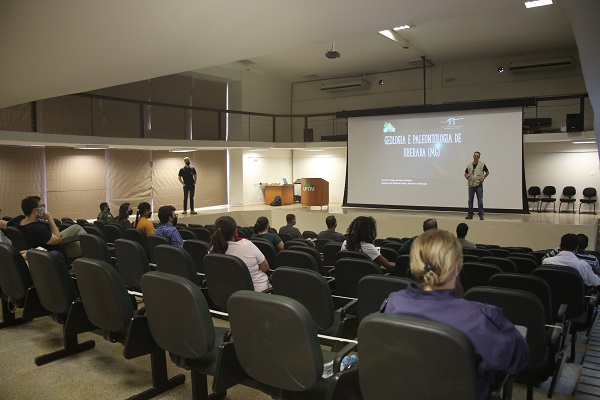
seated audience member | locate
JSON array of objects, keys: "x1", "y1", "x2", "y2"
[
  {"x1": 399, "y1": 218, "x2": 438, "y2": 255},
  {"x1": 542, "y1": 233, "x2": 600, "y2": 287},
  {"x1": 0, "y1": 216, "x2": 11, "y2": 245},
  {"x1": 97, "y1": 202, "x2": 115, "y2": 223},
  {"x1": 210, "y1": 215, "x2": 270, "y2": 291},
  {"x1": 317, "y1": 215, "x2": 346, "y2": 242},
  {"x1": 341, "y1": 216, "x2": 394, "y2": 271},
  {"x1": 8, "y1": 196, "x2": 85, "y2": 258},
  {"x1": 456, "y1": 222, "x2": 476, "y2": 250},
  {"x1": 544, "y1": 233, "x2": 599, "y2": 273},
  {"x1": 382, "y1": 229, "x2": 529, "y2": 399},
  {"x1": 151, "y1": 205, "x2": 183, "y2": 247},
  {"x1": 251, "y1": 216, "x2": 284, "y2": 251},
  {"x1": 117, "y1": 202, "x2": 133, "y2": 230},
  {"x1": 279, "y1": 213, "x2": 302, "y2": 239},
  {"x1": 134, "y1": 202, "x2": 155, "y2": 237}
]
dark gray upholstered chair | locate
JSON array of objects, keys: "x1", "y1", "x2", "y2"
[
  {"x1": 73, "y1": 258, "x2": 185, "y2": 399},
  {"x1": 76, "y1": 219, "x2": 89, "y2": 227},
  {"x1": 507, "y1": 255, "x2": 539, "y2": 274},
  {"x1": 103, "y1": 223, "x2": 124, "y2": 244},
  {"x1": 251, "y1": 238, "x2": 277, "y2": 270},
  {"x1": 393, "y1": 254, "x2": 411, "y2": 278},
  {"x1": 203, "y1": 253, "x2": 257, "y2": 312},
  {"x1": 283, "y1": 238, "x2": 315, "y2": 250},
  {"x1": 93, "y1": 219, "x2": 107, "y2": 229},
  {"x1": 527, "y1": 186, "x2": 541, "y2": 212},
  {"x1": 462, "y1": 254, "x2": 480, "y2": 263},
  {"x1": 540, "y1": 186, "x2": 557, "y2": 212},
  {"x1": 302, "y1": 230, "x2": 318, "y2": 239},
  {"x1": 335, "y1": 250, "x2": 370, "y2": 262},
  {"x1": 314, "y1": 238, "x2": 333, "y2": 253},
  {"x1": 359, "y1": 313, "x2": 510, "y2": 400},
  {"x1": 559, "y1": 186, "x2": 577, "y2": 213},
  {"x1": 227, "y1": 291, "x2": 360, "y2": 400},
  {"x1": 465, "y1": 247, "x2": 494, "y2": 258},
  {"x1": 533, "y1": 265, "x2": 597, "y2": 362},
  {"x1": 464, "y1": 286, "x2": 563, "y2": 400},
  {"x1": 192, "y1": 227, "x2": 212, "y2": 243},
  {"x1": 579, "y1": 187, "x2": 597, "y2": 214},
  {"x1": 479, "y1": 256, "x2": 517, "y2": 273},
  {"x1": 322, "y1": 242, "x2": 342, "y2": 267},
  {"x1": 177, "y1": 228, "x2": 197, "y2": 240},
  {"x1": 125, "y1": 228, "x2": 150, "y2": 258},
  {"x1": 288, "y1": 245, "x2": 334, "y2": 277},
  {"x1": 276, "y1": 249, "x2": 320, "y2": 273},
  {"x1": 271, "y1": 267, "x2": 340, "y2": 342},
  {"x1": 277, "y1": 232, "x2": 294, "y2": 243},
  {"x1": 80, "y1": 233, "x2": 115, "y2": 267},
  {"x1": 141, "y1": 271, "x2": 233, "y2": 400},
  {"x1": 147, "y1": 234, "x2": 170, "y2": 264},
  {"x1": 334, "y1": 258, "x2": 381, "y2": 301},
  {"x1": 4, "y1": 226, "x2": 31, "y2": 251},
  {"x1": 183, "y1": 239, "x2": 209, "y2": 275},
  {"x1": 460, "y1": 262, "x2": 503, "y2": 292},
  {"x1": 154, "y1": 244, "x2": 200, "y2": 285},
  {"x1": 0, "y1": 244, "x2": 49, "y2": 329},
  {"x1": 379, "y1": 246, "x2": 399, "y2": 265},
  {"x1": 114, "y1": 238, "x2": 154, "y2": 292},
  {"x1": 488, "y1": 248, "x2": 511, "y2": 258},
  {"x1": 26, "y1": 249, "x2": 96, "y2": 366}
]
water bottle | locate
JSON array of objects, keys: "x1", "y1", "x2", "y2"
[
  {"x1": 322, "y1": 360, "x2": 334, "y2": 378},
  {"x1": 339, "y1": 356, "x2": 351, "y2": 371}
]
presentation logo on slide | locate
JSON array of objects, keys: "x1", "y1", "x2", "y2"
[
  {"x1": 441, "y1": 117, "x2": 463, "y2": 129},
  {"x1": 303, "y1": 180, "x2": 315, "y2": 192},
  {"x1": 383, "y1": 122, "x2": 396, "y2": 133}
]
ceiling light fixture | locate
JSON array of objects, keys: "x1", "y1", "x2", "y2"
[
  {"x1": 524, "y1": 0, "x2": 552, "y2": 8},
  {"x1": 572, "y1": 140, "x2": 596, "y2": 144},
  {"x1": 378, "y1": 29, "x2": 410, "y2": 49},
  {"x1": 393, "y1": 25, "x2": 411, "y2": 30},
  {"x1": 74, "y1": 145, "x2": 109, "y2": 150},
  {"x1": 169, "y1": 148, "x2": 196, "y2": 153}
]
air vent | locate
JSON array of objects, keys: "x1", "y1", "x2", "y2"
[
  {"x1": 320, "y1": 80, "x2": 370, "y2": 93},
  {"x1": 301, "y1": 73, "x2": 322, "y2": 80},
  {"x1": 407, "y1": 58, "x2": 434, "y2": 67},
  {"x1": 236, "y1": 59, "x2": 256, "y2": 66},
  {"x1": 509, "y1": 58, "x2": 573, "y2": 73}
]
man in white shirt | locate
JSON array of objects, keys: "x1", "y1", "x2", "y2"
[{"x1": 542, "y1": 233, "x2": 600, "y2": 287}]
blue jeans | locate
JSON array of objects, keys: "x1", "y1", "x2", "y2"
[
  {"x1": 468, "y1": 185, "x2": 484, "y2": 216},
  {"x1": 183, "y1": 184, "x2": 195, "y2": 211}
]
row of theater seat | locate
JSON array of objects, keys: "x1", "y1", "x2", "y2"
[{"x1": 527, "y1": 185, "x2": 597, "y2": 214}]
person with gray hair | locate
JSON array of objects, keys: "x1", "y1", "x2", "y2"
[{"x1": 398, "y1": 218, "x2": 438, "y2": 255}]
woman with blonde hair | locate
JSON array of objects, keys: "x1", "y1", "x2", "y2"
[{"x1": 382, "y1": 229, "x2": 529, "y2": 400}]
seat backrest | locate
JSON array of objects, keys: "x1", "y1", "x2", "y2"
[
  {"x1": 141, "y1": 271, "x2": 215, "y2": 360},
  {"x1": 278, "y1": 232, "x2": 294, "y2": 243},
  {"x1": 302, "y1": 230, "x2": 318, "y2": 239},
  {"x1": 393, "y1": 254, "x2": 411, "y2": 277},
  {"x1": 358, "y1": 313, "x2": 478, "y2": 400},
  {"x1": 543, "y1": 186, "x2": 556, "y2": 197},
  {"x1": 250, "y1": 238, "x2": 277, "y2": 269},
  {"x1": 528, "y1": 186, "x2": 541, "y2": 196},
  {"x1": 228, "y1": 291, "x2": 324, "y2": 391},
  {"x1": 314, "y1": 238, "x2": 332, "y2": 253},
  {"x1": 582, "y1": 187, "x2": 597, "y2": 199},
  {"x1": 287, "y1": 245, "x2": 326, "y2": 275},
  {"x1": 487, "y1": 273, "x2": 554, "y2": 324},
  {"x1": 182, "y1": 240, "x2": 209, "y2": 274},
  {"x1": 322, "y1": 242, "x2": 342, "y2": 266},
  {"x1": 79, "y1": 233, "x2": 113, "y2": 265},
  {"x1": 147, "y1": 234, "x2": 170, "y2": 264},
  {"x1": 276, "y1": 249, "x2": 319, "y2": 273},
  {"x1": 103, "y1": 223, "x2": 124, "y2": 244},
  {"x1": 114, "y1": 239, "x2": 152, "y2": 291},
  {"x1": 460, "y1": 262, "x2": 503, "y2": 292},
  {"x1": 203, "y1": 253, "x2": 254, "y2": 311},
  {"x1": 562, "y1": 186, "x2": 576, "y2": 197},
  {"x1": 26, "y1": 249, "x2": 77, "y2": 315},
  {"x1": 124, "y1": 228, "x2": 149, "y2": 257},
  {"x1": 5, "y1": 226, "x2": 31, "y2": 251},
  {"x1": 76, "y1": 219, "x2": 89, "y2": 226},
  {"x1": 479, "y1": 256, "x2": 516, "y2": 273},
  {"x1": 284, "y1": 238, "x2": 314, "y2": 250},
  {"x1": 177, "y1": 228, "x2": 197, "y2": 240},
  {"x1": 488, "y1": 248, "x2": 510, "y2": 258},
  {"x1": 73, "y1": 257, "x2": 134, "y2": 332},
  {"x1": 533, "y1": 265, "x2": 586, "y2": 319},
  {"x1": 379, "y1": 247, "x2": 399, "y2": 264},
  {"x1": 61, "y1": 217, "x2": 75, "y2": 224},
  {"x1": 464, "y1": 286, "x2": 546, "y2": 366},
  {"x1": 271, "y1": 267, "x2": 334, "y2": 331},
  {"x1": 0, "y1": 243, "x2": 33, "y2": 302},
  {"x1": 192, "y1": 227, "x2": 212, "y2": 242},
  {"x1": 357, "y1": 275, "x2": 411, "y2": 322},
  {"x1": 462, "y1": 254, "x2": 480, "y2": 263},
  {"x1": 464, "y1": 248, "x2": 493, "y2": 258},
  {"x1": 84, "y1": 225, "x2": 107, "y2": 242},
  {"x1": 335, "y1": 250, "x2": 371, "y2": 262},
  {"x1": 527, "y1": 251, "x2": 547, "y2": 264},
  {"x1": 154, "y1": 244, "x2": 199, "y2": 285},
  {"x1": 507, "y1": 256, "x2": 538, "y2": 274},
  {"x1": 334, "y1": 258, "x2": 382, "y2": 298}
]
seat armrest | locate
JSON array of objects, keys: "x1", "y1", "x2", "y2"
[
  {"x1": 333, "y1": 341, "x2": 358, "y2": 373},
  {"x1": 340, "y1": 298, "x2": 358, "y2": 320},
  {"x1": 261, "y1": 287, "x2": 273, "y2": 294}
]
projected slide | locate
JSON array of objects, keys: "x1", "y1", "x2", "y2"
[{"x1": 346, "y1": 107, "x2": 524, "y2": 212}]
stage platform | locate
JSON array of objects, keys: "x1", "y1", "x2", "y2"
[{"x1": 174, "y1": 202, "x2": 599, "y2": 252}]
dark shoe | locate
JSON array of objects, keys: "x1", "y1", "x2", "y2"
[
  {"x1": 190, "y1": 210, "x2": 197, "y2": 214},
  {"x1": 465, "y1": 215, "x2": 473, "y2": 220},
  {"x1": 182, "y1": 210, "x2": 187, "y2": 214},
  {"x1": 479, "y1": 215, "x2": 484, "y2": 220}
]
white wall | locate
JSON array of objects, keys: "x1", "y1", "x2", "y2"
[
  {"x1": 292, "y1": 148, "x2": 347, "y2": 203},
  {"x1": 242, "y1": 149, "x2": 293, "y2": 205}
]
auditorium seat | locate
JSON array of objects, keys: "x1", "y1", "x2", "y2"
[
  {"x1": 154, "y1": 244, "x2": 200, "y2": 285},
  {"x1": 283, "y1": 238, "x2": 315, "y2": 249},
  {"x1": 579, "y1": 187, "x2": 597, "y2": 214},
  {"x1": 322, "y1": 242, "x2": 342, "y2": 267},
  {"x1": 334, "y1": 258, "x2": 381, "y2": 302},
  {"x1": 464, "y1": 247, "x2": 493, "y2": 258},
  {"x1": 539, "y1": 186, "x2": 557, "y2": 213},
  {"x1": 559, "y1": 186, "x2": 577, "y2": 213},
  {"x1": 251, "y1": 238, "x2": 277, "y2": 270},
  {"x1": 460, "y1": 262, "x2": 503, "y2": 292},
  {"x1": 276, "y1": 249, "x2": 320, "y2": 273},
  {"x1": 182, "y1": 239, "x2": 209, "y2": 275},
  {"x1": 191, "y1": 227, "x2": 212, "y2": 242},
  {"x1": 176, "y1": 227, "x2": 197, "y2": 240},
  {"x1": 103, "y1": 223, "x2": 124, "y2": 244},
  {"x1": 147, "y1": 234, "x2": 169, "y2": 264},
  {"x1": 302, "y1": 230, "x2": 318, "y2": 239},
  {"x1": 479, "y1": 256, "x2": 516, "y2": 273},
  {"x1": 4, "y1": 226, "x2": 31, "y2": 251},
  {"x1": 335, "y1": 250, "x2": 371, "y2": 262},
  {"x1": 288, "y1": 245, "x2": 334, "y2": 277},
  {"x1": 278, "y1": 232, "x2": 294, "y2": 243},
  {"x1": 79, "y1": 233, "x2": 116, "y2": 267},
  {"x1": 125, "y1": 228, "x2": 150, "y2": 258},
  {"x1": 393, "y1": 254, "x2": 411, "y2": 278},
  {"x1": 114, "y1": 239, "x2": 154, "y2": 292}
]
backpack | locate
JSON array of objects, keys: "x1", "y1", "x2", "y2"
[{"x1": 270, "y1": 196, "x2": 282, "y2": 206}]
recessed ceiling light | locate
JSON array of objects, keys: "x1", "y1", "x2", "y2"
[{"x1": 524, "y1": 0, "x2": 552, "y2": 8}]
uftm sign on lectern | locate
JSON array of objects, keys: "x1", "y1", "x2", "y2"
[{"x1": 300, "y1": 178, "x2": 329, "y2": 209}]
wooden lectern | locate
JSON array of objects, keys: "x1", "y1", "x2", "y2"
[
  {"x1": 300, "y1": 178, "x2": 329, "y2": 209},
  {"x1": 264, "y1": 184, "x2": 294, "y2": 205}
]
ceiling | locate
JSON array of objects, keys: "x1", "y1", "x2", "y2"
[{"x1": 0, "y1": 0, "x2": 583, "y2": 109}]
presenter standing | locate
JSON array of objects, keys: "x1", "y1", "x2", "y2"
[
  {"x1": 464, "y1": 151, "x2": 489, "y2": 220},
  {"x1": 178, "y1": 157, "x2": 198, "y2": 214}
]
